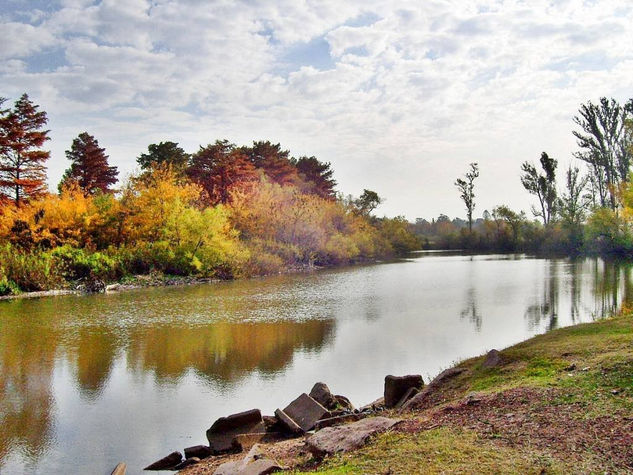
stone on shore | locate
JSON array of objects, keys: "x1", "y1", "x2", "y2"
[
  {"x1": 233, "y1": 432, "x2": 281, "y2": 451},
  {"x1": 334, "y1": 394, "x2": 355, "y2": 411},
  {"x1": 314, "y1": 413, "x2": 365, "y2": 430},
  {"x1": 482, "y1": 349, "x2": 503, "y2": 368},
  {"x1": 173, "y1": 457, "x2": 201, "y2": 470},
  {"x1": 184, "y1": 445, "x2": 212, "y2": 460},
  {"x1": 359, "y1": 397, "x2": 385, "y2": 412},
  {"x1": 384, "y1": 375, "x2": 424, "y2": 408},
  {"x1": 282, "y1": 393, "x2": 329, "y2": 432},
  {"x1": 306, "y1": 417, "x2": 401, "y2": 457},
  {"x1": 401, "y1": 367, "x2": 467, "y2": 411},
  {"x1": 309, "y1": 382, "x2": 337, "y2": 409},
  {"x1": 394, "y1": 386, "x2": 419, "y2": 409},
  {"x1": 274, "y1": 408, "x2": 303, "y2": 434},
  {"x1": 143, "y1": 451, "x2": 183, "y2": 470},
  {"x1": 206, "y1": 409, "x2": 266, "y2": 454},
  {"x1": 111, "y1": 462, "x2": 126, "y2": 475},
  {"x1": 214, "y1": 445, "x2": 282, "y2": 475}
]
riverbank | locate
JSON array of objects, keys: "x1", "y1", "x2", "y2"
[{"x1": 181, "y1": 312, "x2": 633, "y2": 474}]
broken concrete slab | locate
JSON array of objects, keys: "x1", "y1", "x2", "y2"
[
  {"x1": 384, "y1": 375, "x2": 424, "y2": 408},
  {"x1": 143, "y1": 451, "x2": 182, "y2": 470},
  {"x1": 274, "y1": 408, "x2": 303, "y2": 434},
  {"x1": 314, "y1": 413, "x2": 365, "y2": 430},
  {"x1": 173, "y1": 457, "x2": 200, "y2": 470},
  {"x1": 206, "y1": 409, "x2": 266, "y2": 454},
  {"x1": 306, "y1": 416, "x2": 401, "y2": 457},
  {"x1": 394, "y1": 386, "x2": 419, "y2": 409},
  {"x1": 283, "y1": 393, "x2": 329, "y2": 432},
  {"x1": 359, "y1": 397, "x2": 385, "y2": 412},
  {"x1": 184, "y1": 445, "x2": 212, "y2": 460}
]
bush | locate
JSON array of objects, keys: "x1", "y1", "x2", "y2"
[
  {"x1": 0, "y1": 244, "x2": 64, "y2": 292},
  {"x1": 50, "y1": 245, "x2": 122, "y2": 281}
]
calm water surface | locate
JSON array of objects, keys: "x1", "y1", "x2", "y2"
[{"x1": 1, "y1": 253, "x2": 633, "y2": 474}]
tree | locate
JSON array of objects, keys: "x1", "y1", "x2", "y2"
[
  {"x1": 60, "y1": 132, "x2": 118, "y2": 195},
  {"x1": 187, "y1": 140, "x2": 257, "y2": 205},
  {"x1": 454, "y1": 162, "x2": 479, "y2": 232},
  {"x1": 242, "y1": 141, "x2": 299, "y2": 186},
  {"x1": 0, "y1": 94, "x2": 50, "y2": 205},
  {"x1": 294, "y1": 156, "x2": 337, "y2": 199},
  {"x1": 137, "y1": 141, "x2": 190, "y2": 172},
  {"x1": 492, "y1": 205, "x2": 526, "y2": 248},
  {"x1": 558, "y1": 165, "x2": 590, "y2": 228},
  {"x1": 354, "y1": 189, "x2": 382, "y2": 215},
  {"x1": 520, "y1": 152, "x2": 557, "y2": 225},
  {"x1": 573, "y1": 97, "x2": 633, "y2": 209}
]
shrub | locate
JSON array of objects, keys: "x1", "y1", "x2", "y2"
[
  {"x1": 49, "y1": 245, "x2": 121, "y2": 281},
  {"x1": 0, "y1": 244, "x2": 64, "y2": 292}
]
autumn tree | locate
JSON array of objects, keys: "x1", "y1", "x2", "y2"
[
  {"x1": 294, "y1": 156, "x2": 337, "y2": 199},
  {"x1": 188, "y1": 140, "x2": 257, "y2": 205},
  {"x1": 521, "y1": 152, "x2": 557, "y2": 225},
  {"x1": 573, "y1": 97, "x2": 633, "y2": 209},
  {"x1": 354, "y1": 189, "x2": 382, "y2": 215},
  {"x1": 242, "y1": 141, "x2": 299, "y2": 186},
  {"x1": 60, "y1": 132, "x2": 118, "y2": 195},
  {"x1": 0, "y1": 94, "x2": 50, "y2": 205},
  {"x1": 454, "y1": 162, "x2": 479, "y2": 232},
  {"x1": 137, "y1": 141, "x2": 190, "y2": 172}
]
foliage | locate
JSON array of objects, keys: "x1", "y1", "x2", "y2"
[
  {"x1": 0, "y1": 94, "x2": 50, "y2": 205},
  {"x1": 353, "y1": 189, "x2": 382, "y2": 216},
  {"x1": 454, "y1": 162, "x2": 479, "y2": 231},
  {"x1": 0, "y1": 244, "x2": 63, "y2": 291},
  {"x1": 60, "y1": 132, "x2": 118, "y2": 195},
  {"x1": 137, "y1": 141, "x2": 190, "y2": 172},
  {"x1": 50, "y1": 245, "x2": 121, "y2": 281},
  {"x1": 293, "y1": 155, "x2": 337, "y2": 199},
  {"x1": 521, "y1": 152, "x2": 557, "y2": 225}
]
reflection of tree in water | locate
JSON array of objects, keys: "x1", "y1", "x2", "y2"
[
  {"x1": 525, "y1": 260, "x2": 559, "y2": 331},
  {"x1": 460, "y1": 287, "x2": 482, "y2": 331},
  {"x1": 589, "y1": 259, "x2": 633, "y2": 319},
  {"x1": 126, "y1": 319, "x2": 335, "y2": 387}
]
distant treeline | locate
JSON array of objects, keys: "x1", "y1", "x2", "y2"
[
  {"x1": 415, "y1": 96, "x2": 633, "y2": 256},
  {"x1": 0, "y1": 93, "x2": 420, "y2": 295}
]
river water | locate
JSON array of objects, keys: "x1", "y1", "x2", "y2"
[{"x1": 1, "y1": 252, "x2": 632, "y2": 474}]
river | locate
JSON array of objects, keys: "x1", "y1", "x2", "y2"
[{"x1": 1, "y1": 252, "x2": 632, "y2": 473}]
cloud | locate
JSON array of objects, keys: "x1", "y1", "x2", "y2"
[{"x1": 1, "y1": 0, "x2": 633, "y2": 219}]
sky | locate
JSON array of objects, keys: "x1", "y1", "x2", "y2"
[{"x1": 1, "y1": 0, "x2": 632, "y2": 220}]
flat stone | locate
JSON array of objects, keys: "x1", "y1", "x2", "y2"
[
  {"x1": 482, "y1": 349, "x2": 503, "y2": 368},
  {"x1": 309, "y1": 382, "x2": 337, "y2": 409},
  {"x1": 359, "y1": 397, "x2": 385, "y2": 412},
  {"x1": 394, "y1": 386, "x2": 419, "y2": 409},
  {"x1": 184, "y1": 445, "x2": 212, "y2": 459},
  {"x1": 214, "y1": 445, "x2": 282, "y2": 475},
  {"x1": 233, "y1": 432, "x2": 280, "y2": 451},
  {"x1": 173, "y1": 457, "x2": 201, "y2": 470},
  {"x1": 111, "y1": 462, "x2": 126, "y2": 475},
  {"x1": 315, "y1": 413, "x2": 365, "y2": 430},
  {"x1": 306, "y1": 417, "x2": 401, "y2": 457},
  {"x1": 143, "y1": 451, "x2": 183, "y2": 470},
  {"x1": 384, "y1": 375, "x2": 424, "y2": 408},
  {"x1": 274, "y1": 408, "x2": 303, "y2": 434},
  {"x1": 283, "y1": 393, "x2": 329, "y2": 432},
  {"x1": 206, "y1": 409, "x2": 266, "y2": 454}
]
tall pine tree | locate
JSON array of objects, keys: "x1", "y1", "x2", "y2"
[
  {"x1": 0, "y1": 93, "x2": 50, "y2": 205},
  {"x1": 60, "y1": 132, "x2": 118, "y2": 195}
]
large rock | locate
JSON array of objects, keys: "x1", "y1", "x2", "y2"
[
  {"x1": 384, "y1": 375, "x2": 424, "y2": 408},
  {"x1": 482, "y1": 349, "x2": 503, "y2": 368},
  {"x1": 143, "y1": 451, "x2": 183, "y2": 470},
  {"x1": 214, "y1": 445, "x2": 282, "y2": 475},
  {"x1": 173, "y1": 457, "x2": 200, "y2": 470},
  {"x1": 333, "y1": 394, "x2": 355, "y2": 411},
  {"x1": 206, "y1": 409, "x2": 266, "y2": 454},
  {"x1": 282, "y1": 393, "x2": 329, "y2": 432},
  {"x1": 274, "y1": 408, "x2": 303, "y2": 434},
  {"x1": 394, "y1": 386, "x2": 419, "y2": 409},
  {"x1": 306, "y1": 417, "x2": 400, "y2": 457},
  {"x1": 309, "y1": 382, "x2": 337, "y2": 409},
  {"x1": 184, "y1": 445, "x2": 212, "y2": 459}
]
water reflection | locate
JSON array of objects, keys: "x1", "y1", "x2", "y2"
[{"x1": 2, "y1": 255, "x2": 633, "y2": 473}]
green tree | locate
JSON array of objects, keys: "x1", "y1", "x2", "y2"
[
  {"x1": 454, "y1": 162, "x2": 479, "y2": 232},
  {"x1": 293, "y1": 156, "x2": 337, "y2": 199},
  {"x1": 137, "y1": 141, "x2": 190, "y2": 172},
  {"x1": 354, "y1": 189, "x2": 382, "y2": 215},
  {"x1": 60, "y1": 132, "x2": 118, "y2": 195},
  {"x1": 0, "y1": 94, "x2": 50, "y2": 205},
  {"x1": 520, "y1": 152, "x2": 557, "y2": 225}
]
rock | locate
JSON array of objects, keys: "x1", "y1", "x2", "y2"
[
  {"x1": 359, "y1": 397, "x2": 385, "y2": 412},
  {"x1": 334, "y1": 394, "x2": 355, "y2": 411},
  {"x1": 401, "y1": 367, "x2": 466, "y2": 411},
  {"x1": 184, "y1": 445, "x2": 212, "y2": 459},
  {"x1": 309, "y1": 382, "x2": 337, "y2": 409},
  {"x1": 274, "y1": 408, "x2": 303, "y2": 434},
  {"x1": 173, "y1": 457, "x2": 201, "y2": 470},
  {"x1": 233, "y1": 432, "x2": 280, "y2": 451},
  {"x1": 214, "y1": 445, "x2": 282, "y2": 475},
  {"x1": 111, "y1": 462, "x2": 126, "y2": 475},
  {"x1": 143, "y1": 451, "x2": 183, "y2": 470},
  {"x1": 306, "y1": 417, "x2": 401, "y2": 457},
  {"x1": 315, "y1": 413, "x2": 364, "y2": 430},
  {"x1": 282, "y1": 393, "x2": 329, "y2": 432},
  {"x1": 482, "y1": 349, "x2": 503, "y2": 368},
  {"x1": 106, "y1": 283, "x2": 121, "y2": 292},
  {"x1": 206, "y1": 409, "x2": 266, "y2": 454},
  {"x1": 384, "y1": 375, "x2": 424, "y2": 408},
  {"x1": 262, "y1": 415, "x2": 281, "y2": 432},
  {"x1": 394, "y1": 386, "x2": 419, "y2": 409}
]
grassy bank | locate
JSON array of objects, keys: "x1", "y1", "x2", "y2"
[{"x1": 297, "y1": 313, "x2": 633, "y2": 474}]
